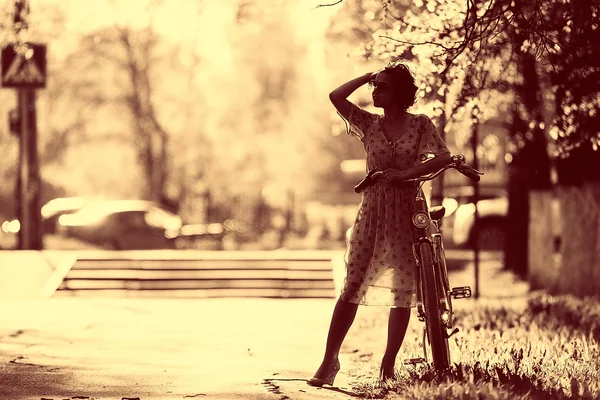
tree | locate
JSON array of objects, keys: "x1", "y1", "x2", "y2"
[
  {"x1": 71, "y1": 26, "x2": 172, "y2": 203},
  {"x1": 3, "y1": 0, "x2": 364, "y2": 241},
  {"x1": 546, "y1": 1, "x2": 600, "y2": 184},
  {"x1": 38, "y1": 17, "x2": 209, "y2": 205},
  {"x1": 324, "y1": 0, "x2": 600, "y2": 276}
]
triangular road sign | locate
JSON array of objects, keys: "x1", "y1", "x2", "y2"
[
  {"x1": 1, "y1": 43, "x2": 46, "y2": 88},
  {"x1": 3, "y1": 53, "x2": 44, "y2": 84}
]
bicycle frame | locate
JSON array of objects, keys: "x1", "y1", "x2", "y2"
[
  {"x1": 411, "y1": 188, "x2": 448, "y2": 320},
  {"x1": 409, "y1": 183, "x2": 454, "y2": 369},
  {"x1": 402, "y1": 155, "x2": 477, "y2": 370}
]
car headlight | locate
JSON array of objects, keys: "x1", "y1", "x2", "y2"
[
  {"x1": 454, "y1": 203, "x2": 476, "y2": 223},
  {"x1": 1, "y1": 219, "x2": 20, "y2": 233},
  {"x1": 412, "y1": 212, "x2": 430, "y2": 229},
  {"x1": 442, "y1": 197, "x2": 459, "y2": 217}
]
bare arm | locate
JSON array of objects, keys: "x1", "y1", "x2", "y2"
[
  {"x1": 329, "y1": 72, "x2": 374, "y2": 121},
  {"x1": 380, "y1": 152, "x2": 452, "y2": 182}
]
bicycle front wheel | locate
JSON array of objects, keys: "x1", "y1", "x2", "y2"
[{"x1": 419, "y1": 242, "x2": 451, "y2": 370}]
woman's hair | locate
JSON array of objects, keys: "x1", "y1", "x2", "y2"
[{"x1": 383, "y1": 61, "x2": 419, "y2": 111}]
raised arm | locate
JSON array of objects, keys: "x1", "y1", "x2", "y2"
[{"x1": 329, "y1": 72, "x2": 375, "y2": 121}]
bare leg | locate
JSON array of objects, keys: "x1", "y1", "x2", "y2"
[
  {"x1": 312, "y1": 298, "x2": 359, "y2": 377},
  {"x1": 380, "y1": 307, "x2": 411, "y2": 380}
]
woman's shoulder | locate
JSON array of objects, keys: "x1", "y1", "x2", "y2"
[
  {"x1": 350, "y1": 103, "x2": 382, "y2": 118},
  {"x1": 360, "y1": 104, "x2": 383, "y2": 117},
  {"x1": 406, "y1": 113, "x2": 429, "y2": 125},
  {"x1": 354, "y1": 105, "x2": 383, "y2": 127},
  {"x1": 412, "y1": 113, "x2": 437, "y2": 127},
  {"x1": 412, "y1": 113, "x2": 432, "y2": 120}
]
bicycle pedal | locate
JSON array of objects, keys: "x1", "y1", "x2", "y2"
[
  {"x1": 451, "y1": 286, "x2": 472, "y2": 299},
  {"x1": 444, "y1": 327, "x2": 460, "y2": 339},
  {"x1": 404, "y1": 357, "x2": 426, "y2": 365}
]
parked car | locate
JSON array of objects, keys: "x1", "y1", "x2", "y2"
[
  {"x1": 41, "y1": 197, "x2": 92, "y2": 233},
  {"x1": 58, "y1": 199, "x2": 241, "y2": 250},
  {"x1": 172, "y1": 222, "x2": 226, "y2": 250},
  {"x1": 1, "y1": 196, "x2": 91, "y2": 236},
  {"x1": 445, "y1": 186, "x2": 507, "y2": 250},
  {"x1": 58, "y1": 200, "x2": 183, "y2": 250}
]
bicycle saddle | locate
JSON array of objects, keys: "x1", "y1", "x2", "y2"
[{"x1": 429, "y1": 206, "x2": 445, "y2": 220}]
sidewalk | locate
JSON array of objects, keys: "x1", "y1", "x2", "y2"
[
  {"x1": 0, "y1": 259, "x2": 529, "y2": 400},
  {"x1": 1, "y1": 296, "x2": 354, "y2": 400}
]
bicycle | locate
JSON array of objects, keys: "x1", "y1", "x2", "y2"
[{"x1": 354, "y1": 154, "x2": 483, "y2": 371}]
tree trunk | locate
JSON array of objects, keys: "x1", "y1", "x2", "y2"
[
  {"x1": 504, "y1": 50, "x2": 552, "y2": 277},
  {"x1": 554, "y1": 182, "x2": 600, "y2": 296},
  {"x1": 430, "y1": 88, "x2": 447, "y2": 208},
  {"x1": 528, "y1": 190, "x2": 559, "y2": 290},
  {"x1": 505, "y1": 161, "x2": 530, "y2": 277}
]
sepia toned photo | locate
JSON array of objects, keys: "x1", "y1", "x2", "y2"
[{"x1": 0, "y1": 0, "x2": 598, "y2": 399}]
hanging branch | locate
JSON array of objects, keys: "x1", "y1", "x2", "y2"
[
  {"x1": 378, "y1": 35, "x2": 453, "y2": 51},
  {"x1": 377, "y1": 0, "x2": 557, "y2": 76},
  {"x1": 312, "y1": 0, "x2": 343, "y2": 10}
]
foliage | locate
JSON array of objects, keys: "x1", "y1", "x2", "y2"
[
  {"x1": 528, "y1": 292, "x2": 600, "y2": 342},
  {"x1": 544, "y1": 1, "x2": 600, "y2": 158},
  {"x1": 0, "y1": 0, "x2": 355, "y2": 227},
  {"x1": 326, "y1": 0, "x2": 600, "y2": 162}
]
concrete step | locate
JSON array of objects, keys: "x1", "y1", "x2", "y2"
[
  {"x1": 64, "y1": 268, "x2": 333, "y2": 280},
  {"x1": 60, "y1": 278, "x2": 336, "y2": 291},
  {"x1": 57, "y1": 250, "x2": 339, "y2": 298},
  {"x1": 53, "y1": 287, "x2": 336, "y2": 298}
]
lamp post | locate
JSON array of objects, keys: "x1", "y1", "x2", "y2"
[{"x1": 471, "y1": 104, "x2": 480, "y2": 299}]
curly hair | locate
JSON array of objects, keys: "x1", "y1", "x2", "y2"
[{"x1": 382, "y1": 61, "x2": 419, "y2": 111}]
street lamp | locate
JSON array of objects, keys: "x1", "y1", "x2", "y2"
[{"x1": 471, "y1": 104, "x2": 481, "y2": 299}]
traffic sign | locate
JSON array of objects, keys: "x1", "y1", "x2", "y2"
[{"x1": 1, "y1": 43, "x2": 46, "y2": 89}]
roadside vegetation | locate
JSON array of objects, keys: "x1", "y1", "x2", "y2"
[{"x1": 343, "y1": 292, "x2": 600, "y2": 399}]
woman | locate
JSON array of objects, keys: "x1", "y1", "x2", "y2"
[{"x1": 307, "y1": 62, "x2": 451, "y2": 387}]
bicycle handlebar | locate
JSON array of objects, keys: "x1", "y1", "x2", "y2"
[
  {"x1": 457, "y1": 163, "x2": 482, "y2": 183},
  {"x1": 354, "y1": 154, "x2": 483, "y2": 193}
]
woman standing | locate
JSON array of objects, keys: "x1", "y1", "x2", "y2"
[{"x1": 308, "y1": 62, "x2": 451, "y2": 387}]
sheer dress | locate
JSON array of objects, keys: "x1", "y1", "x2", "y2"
[{"x1": 340, "y1": 104, "x2": 449, "y2": 307}]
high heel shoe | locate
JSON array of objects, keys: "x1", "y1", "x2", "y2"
[
  {"x1": 378, "y1": 366, "x2": 396, "y2": 388},
  {"x1": 307, "y1": 359, "x2": 340, "y2": 387}
]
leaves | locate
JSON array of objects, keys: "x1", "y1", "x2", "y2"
[
  {"x1": 0, "y1": 0, "x2": 356, "y2": 220},
  {"x1": 333, "y1": 0, "x2": 600, "y2": 158}
]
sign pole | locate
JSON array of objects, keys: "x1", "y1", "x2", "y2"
[
  {"x1": 17, "y1": 88, "x2": 42, "y2": 250},
  {"x1": 1, "y1": 0, "x2": 46, "y2": 250},
  {"x1": 18, "y1": 89, "x2": 31, "y2": 249}
]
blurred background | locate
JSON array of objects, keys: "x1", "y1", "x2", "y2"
[{"x1": 0, "y1": 0, "x2": 598, "y2": 297}]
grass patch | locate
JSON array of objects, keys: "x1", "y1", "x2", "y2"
[
  {"x1": 528, "y1": 292, "x2": 600, "y2": 342},
  {"x1": 342, "y1": 294, "x2": 600, "y2": 399}
]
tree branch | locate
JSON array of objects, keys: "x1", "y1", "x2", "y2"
[
  {"x1": 378, "y1": 35, "x2": 452, "y2": 50},
  {"x1": 312, "y1": 0, "x2": 343, "y2": 10}
]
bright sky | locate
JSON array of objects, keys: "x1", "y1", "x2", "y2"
[
  {"x1": 0, "y1": 0, "x2": 344, "y2": 199},
  {"x1": 22, "y1": 0, "x2": 332, "y2": 40},
  {"x1": 20, "y1": 0, "x2": 338, "y2": 58}
]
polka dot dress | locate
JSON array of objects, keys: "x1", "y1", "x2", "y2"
[{"x1": 340, "y1": 103, "x2": 449, "y2": 308}]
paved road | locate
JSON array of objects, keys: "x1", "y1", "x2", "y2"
[
  {"x1": 0, "y1": 258, "x2": 522, "y2": 400},
  {"x1": 0, "y1": 297, "x2": 341, "y2": 400}
]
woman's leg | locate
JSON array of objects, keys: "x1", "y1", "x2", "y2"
[
  {"x1": 380, "y1": 307, "x2": 411, "y2": 380},
  {"x1": 312, "y1": 298, "x2": 359, "y2": 377}
]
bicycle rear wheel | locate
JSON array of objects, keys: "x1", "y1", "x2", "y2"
[{"x1": 419, "y1": 242, "x2": 451, "y2": 370}]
